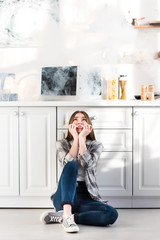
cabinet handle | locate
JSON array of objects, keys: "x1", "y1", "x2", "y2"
[
  {"x1": 20, "y1": 112, "x2": 25, "y2": 116},
  {"x1": 13, "y1": 111, "x2": 18, "y2": 116},
  {"x1": 90, "y1": 115, "x2": 97, "y2": 121},
  {"x1": 134, "y1": 111, "x2": 139, "y2": 116}
]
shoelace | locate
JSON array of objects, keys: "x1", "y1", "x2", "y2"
[
  {"x1": 65, "y1": 215, "x2": 75, "y2": 226},
  {"x1": 50, "y1": 216, "x2": 62, "y2": 223}
]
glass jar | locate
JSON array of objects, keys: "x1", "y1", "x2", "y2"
[
  {"x1": 148, "y1": 85, "x2": 154, "y2": 101},
  {"x1": 107, "y1": 78, "x2": 118, "y2": 100},
  {"x1": 141, "y1": 85, "x2": 147, "y2": 101},
  {"x1": 119, "y1": 75, "x2": 127, "y2": 100}
]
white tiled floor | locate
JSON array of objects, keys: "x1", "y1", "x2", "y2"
[{"x1": 0, "y1": 209, "x2": 160, "y2": 240}]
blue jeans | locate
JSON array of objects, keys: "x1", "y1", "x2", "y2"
[{"x1": 53, "y1": 161, "x2": 118, "y2": 226}]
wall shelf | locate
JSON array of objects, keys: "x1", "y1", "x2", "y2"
[{"x1": 134, "y1": 25, "x2": 160, "y2": 28}]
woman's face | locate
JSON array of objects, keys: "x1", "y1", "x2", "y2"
[{"x1": 72, "y1": 112, "x2": 88, "y2": 134}]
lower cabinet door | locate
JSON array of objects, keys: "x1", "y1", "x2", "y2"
[
  {"x1": 133, "y1": 107, "x2": 160, "y2": 196},
  {"x1": 96, "y1": 152, "x2": 132, "y2": 197},
  {"x1": 0, "y1": 107, "x2": 19, "y2": 196},
  {"x1": 19, "y1": 107, "x2": 56, "y2": 196}
]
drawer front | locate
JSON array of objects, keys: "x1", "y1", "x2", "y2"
[
  {"x1": 57, "y1": 107, "x2": 132, "y2": 129},
  {"x1": 96, "y1": 152, "x2": 132, "y2": 196},
  {"x1": 57, "y1": 129, "x2": 132, "y2": 151}
]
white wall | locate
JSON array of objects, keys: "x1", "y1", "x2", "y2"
[{"x1": 0, "y1": 0, "x2": 160, "y2": 100}]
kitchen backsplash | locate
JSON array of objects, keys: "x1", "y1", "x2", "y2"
[{"x1": 0, "y1": 0, "x2": 160, "y2": 101}]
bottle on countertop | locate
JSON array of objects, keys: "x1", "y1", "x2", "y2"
[
  {"x1": 141, "y1": 85, "x2": 147, "y2": 101},
  {"x1": 119, "y1": 75, "x2": 127, "y2": 100},
  {"x1": 148, "y1": 85, "x2": 154, "y2": 101}
]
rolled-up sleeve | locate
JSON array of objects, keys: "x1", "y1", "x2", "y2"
[
  {"x1": 79, "y1": 141, "x2": 103, "y2": 169},
  {"x1": 56, "y1": 140, "x2": 75, "y2": 166}
]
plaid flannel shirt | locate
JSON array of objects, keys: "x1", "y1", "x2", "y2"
[{"x1": 56, "y1": 138, "x2": 104, "y2": 202}]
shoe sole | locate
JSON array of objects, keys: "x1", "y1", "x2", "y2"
[{"x1": 62, "y1": 224, "x2": 79, "y2": 233}]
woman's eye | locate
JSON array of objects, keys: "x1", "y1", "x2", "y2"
[{"x1": 83, "y1": 119, "x2": 87, "y2": 121}]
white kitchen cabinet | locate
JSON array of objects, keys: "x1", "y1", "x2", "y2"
[
  {"x1": 0, "y1": 107, "x2": 19, "y2": 196},
  {"x1": 2, "y1": 103, "x2": 160, "y2": 208},
  {"x1": 96, "y1": 152, "x2": 132, "y2": 196},
  {"x1": 133, "y1": 107, "x2": 160, "y2": 196},
  {"x1": 57, "y1": 107, "x2": 132, "y2": 199},
  {"x1": 19, "y1": 107, "x2": 56, "y2": 197},
  {"x1": 0, "y1": 107, "x2": 56, "y2": 207}
]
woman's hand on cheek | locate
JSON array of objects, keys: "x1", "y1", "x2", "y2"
[
  {"x1": 68, "y1": 124, "x2": 79, "y2": 139},
  {"x1": 79, "y1": 124, "x2": 92, "y2": 138}
]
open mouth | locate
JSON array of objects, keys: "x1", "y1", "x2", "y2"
[{"x1": 76, "y1": 125, "x2": 83, "y2": 130}]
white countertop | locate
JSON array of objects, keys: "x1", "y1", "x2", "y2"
[{"x1": 1, "y1": 100, "x2": 160, "y2": 107}]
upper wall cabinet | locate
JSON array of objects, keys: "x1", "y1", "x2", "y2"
[{"x1": 57, "y1": 107, "x2": 132, "y2": 129}]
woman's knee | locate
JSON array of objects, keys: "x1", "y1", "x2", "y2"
[
  {"x1": 109, "y1": 207, "x2": 118, "y2": 224},
  {"x1": 102, "y1": 205, "x2": 118, "y2": 226},
  {"x1": 64, "y1": 161, "x2": 78, "y2": 173}
]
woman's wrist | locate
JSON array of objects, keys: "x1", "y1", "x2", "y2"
[
  {"x1": 73, "y1": 135, "x2": 79, "y2": 141},
  {"x1": 79, "y1": 134, "x2": 86, "y2": 141}
]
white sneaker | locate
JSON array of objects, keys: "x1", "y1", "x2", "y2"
[
  {"x1": 40, "y1": 210, "x2": 63, "y2": 224},
  {"x1": 62, "y1": 215, "x2": 79, "y2": 233}
]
